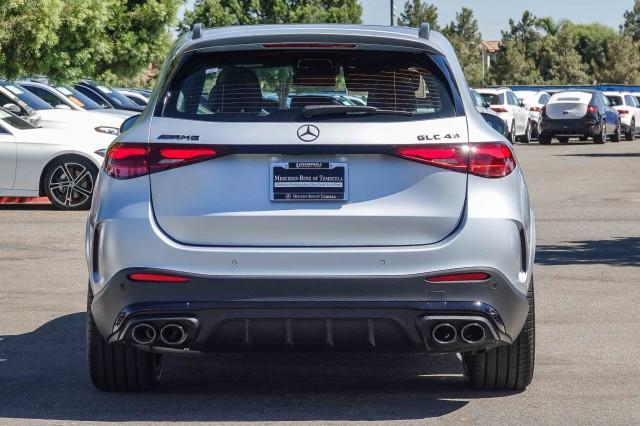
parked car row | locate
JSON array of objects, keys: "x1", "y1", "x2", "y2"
[
  {"x1": 472, "y1": 86, "x2": 640, "y2": 145},
  {"x1": 0, "y1": 79, "x2": 151, "y2": 209}
]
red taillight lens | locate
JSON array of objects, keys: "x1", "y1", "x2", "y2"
[
  {"x1": 395, "y1": 143, "x2": 516, "y2": 178},
  {"x1": 395, "y1": 145, "x2": 468, "y2": 172},
  {"x1": 529, "y1": 106, "x2": 541, "y2": 112},
  {"x1": 468, "y1": 143, "x2": 516, "y2": 178},
  {"x1": 128, "y1": 272, "x2": 190, "y2": 283},
  {"x1": 618, "y1": 109, "x2": 629, "y2": 114},
  {"x1": 490, "y1": 107, "x2": 508, "y2": 113},
  {"x1": 587, "y1": 105, "x2": 598, "y2": 114},
  {"x1": 426, "y1": 272, "x2": 490, "y2": 283},
  {"x1": 104, "y1": 143, "x2": 223, "y2": 179}
]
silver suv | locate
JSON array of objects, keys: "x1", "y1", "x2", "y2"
[{"x1": 86, "y1": 23, "x2": 536, "y2": 392}]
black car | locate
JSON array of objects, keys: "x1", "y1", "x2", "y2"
[
  {"x1": 74, "y1": 80, "x2": 144, "y2": 112},
  {"x1": 538, "y1": 90, "x2": 620, "y2": 144}
]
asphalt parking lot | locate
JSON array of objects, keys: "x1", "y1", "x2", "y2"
[{"x1": 0, "y1": 139, "x2": 639, "y2": 424}]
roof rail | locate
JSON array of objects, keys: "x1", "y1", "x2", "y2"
[
  {"x1": 418, "y1": 23, "x2": 430, "y2": 40},
  {"x1": 192, "y1": 23, "x2": 203, "y2": 40}
]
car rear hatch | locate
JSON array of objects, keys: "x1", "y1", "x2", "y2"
[
  {"x1": 147, "y1": 46, "x2": 469, "y2": 247},
  {"x1": 545, "y1": 92, "x2": 592, "y2": 120}
]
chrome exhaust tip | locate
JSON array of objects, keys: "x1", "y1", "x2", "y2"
[
  {"x1": 461, "y1": 322, "x2": 486, "y2": 344},
  {"x1": 431, "y1": 323, "x2": 457, "y2": 344},
  {"x1": 131, "y1": 323, "x2": 157, "y2": 345},
  {"x1": 159, "y1": 323, "x2": 187, "y2": 346}
]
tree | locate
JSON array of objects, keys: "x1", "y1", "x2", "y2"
[
  {"x1": 543, "y1": 24, "x2": 590, "y2": 84},
  {"x1": 396, "y1": 0, "x2": 439, "y2": 29},
  {"x1": 599, "y1": 34, "x2": 640, "y2": 84},
  {"x1": 442, "y1": 8, "x2": 484, "y2": 86},
  {"x1": 573, "y1": 23, "x2": 616, "y2": 79},
  {"x1": 0, "y1": 0, "x2": 183, "y2": 85},
  {"x1": 622, "y1": 0, "x2": 640, "y2": 41},
  {"x1": 490, "y1": 11, "x2": 543, "y2": 85},
  {"x1": 178, "y1": 0, "x2": 362, "y2": 33}
]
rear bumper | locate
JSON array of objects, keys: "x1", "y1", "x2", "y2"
[
  {"x1": 539, "y1": 118, "x2": 599, "y2": 136},
  {"x1": 93, "y1": 267, "x2": 529, "y2": 354}
]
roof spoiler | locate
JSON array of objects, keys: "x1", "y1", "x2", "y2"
[
  {"x1": 418, "y1": 23, "x2": 430, "y2": 40},
  {"x1": 192, "y1": 23, "x2": 203, "y2": 40}
]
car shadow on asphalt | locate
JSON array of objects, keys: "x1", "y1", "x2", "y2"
[
  {"x1": 0, "y1": 204, "x2": 54, "y2": 211},
  {"x1": 536, "y1": 237, "x2": 640, "y2": 267},
  {"x1": 557, "y1": 152, "x2": 640, "y2": 158},
  {"x1": 0, "y1": 313, "x2": 519, "y2": 422}
]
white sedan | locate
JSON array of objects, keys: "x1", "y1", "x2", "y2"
[{"x1": 0, "y1": 108, "x2": 113, "y2": 210}]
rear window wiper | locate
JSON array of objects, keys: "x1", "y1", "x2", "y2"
[{"x1": 302, "y1": 104, "x2": 415, "y2": 118}]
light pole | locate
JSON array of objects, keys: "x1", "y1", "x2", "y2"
[{"x1": 390, "y1": 0, "x2": 394, "y2": 26}]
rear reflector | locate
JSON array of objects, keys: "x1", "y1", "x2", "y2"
[
  {"x1": 426, "y1": 272, "x2": 490, "y2": 283},
  {"x1": 128, "y1": 273, "x2": 190, "y2": 283},
  {"x1": 395, "y1": 143, "x2": 516, "y2": 178},
  {"x1": 104, "y1": 143, "x2": 223, "y2": 179}
]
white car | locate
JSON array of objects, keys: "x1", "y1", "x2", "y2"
[
  {"x1": 516, "y1": 90, "x2": 550, "y2": 139},
  {"x1": 0, "y1": 108, "x2": 112, "y2": 209},
  {"x1": 2, "y1": 82, "x2": 124, "y2": 136},
  {"x1": 19, "y1": 80, "x2": 136, "y2": 119},
  {"x1": 476, "y1": 88, "x2": 531, "y2": 143},
  {"x1": 115, "y1": 89, "x2": 149, "y2": 106},
  {"x1": 603, "y1": 91, "x2": 640, "y2": 140}
]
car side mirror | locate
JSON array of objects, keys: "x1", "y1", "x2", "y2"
[
  {"x1": 55, "y1": 104, "x2": 72, "y2": 110},
  {"x1": 2, "y1": 103, "x2": 22, "y2": 114},
  {"x1": 482, "y1": 101, "x2": 491, "y2": 108},
  {"x1": 519, "y1": 101, "x2": 525, "y2": 107},
  {"x1": 120, "y1": 114, "x2": 140, "y2": 133},
  {"x1": 481, "y1": 112, "x2": 508, "y2": 137}
]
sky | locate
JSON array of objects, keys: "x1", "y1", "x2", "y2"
[{"x1": 178, "y1": 0, "x2": 634, "y2": 40}]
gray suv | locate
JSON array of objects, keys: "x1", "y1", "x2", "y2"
[{"x1": 86, "y1": 23, "x2": 536, "y2": 392}]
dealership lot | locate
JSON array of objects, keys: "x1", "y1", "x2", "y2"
[{"x1": 0, "y1": 140, "x2": 638, "y2": 424}]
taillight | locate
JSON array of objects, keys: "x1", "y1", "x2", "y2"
[
  {"x1": 618, "y1": 109, "x2": 629, "y2": 114},
  {"x1": 530, "y1": 106, "x2": 541, "y2": 112},
  {"x1": 104, "y1": 143, "x2": 223, "y2": 179},
  {"x1": 491, "y1": 107, "x2": 508, "y2": 113},
  {"x1": 395, "y1": 143, "x2": 516, "y2": 178},
  {"x1": 587, "y1": 105, "x2": 598, "y2": 114}
]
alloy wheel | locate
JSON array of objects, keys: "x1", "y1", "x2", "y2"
[{"x1": 47, "y1": 162, "x2": 95, "y2": 208}]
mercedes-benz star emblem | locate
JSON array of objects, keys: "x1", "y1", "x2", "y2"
[{"x1": 297, "y1": 124, "x2": 320, "y2": 142}]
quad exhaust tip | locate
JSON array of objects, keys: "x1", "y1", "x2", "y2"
[
  {"x1": 159, "y1": 323, "x2": 188, "y2": 346},
  {"x1": 461, "y1": 322, "x2": 486, "y2": 344},
  {"x1": 431, "y1": 323, "x2": 457, "y2": 344},
  {"x1": 131, "y1": 323, "x2": 156, "y2": 345}
]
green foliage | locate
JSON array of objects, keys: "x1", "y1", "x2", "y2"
[
  {"x1": 622, "y1": 0, "x2": 640, "y2": 41},
  {"x1": 178, "y1": 0, "x2": 362, "y2": 33},
  {"x1": 397, "y1": 0, "x2": 439, "y2": 29},
  {"x1": 572, "y1": 23, "x2": 616, "y2": 79},
  {"x1": 0, "y1": 0, "x2": 183, "y2": 85},
  {"x1": 542, "y1": 23, "x2": 590, "y2": 84},
  {"x1": 442, "y1": 8, "x2": 484, "y2": 86},
  {"x1": 599, "y1": 34, "x2": 640, "y2": 83}
]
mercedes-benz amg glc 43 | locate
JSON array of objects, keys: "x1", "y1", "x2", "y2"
[{"x1": 86, "y1": 23, "x2": 536, "y2": 391}]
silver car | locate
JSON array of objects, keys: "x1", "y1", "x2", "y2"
[{"x1": 86, "y1": 23, "x2": 536, "y2": 392}]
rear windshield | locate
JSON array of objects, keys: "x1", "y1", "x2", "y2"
[
  {"x1": 158, "y1": 50, "x2": 457, "y2": 122},
  {"x1": 606, "y1": 96, "x2": 623, "y2": 106},
  {"x1": 479, "y1": 93, "x2": 503, "y2": 105}
]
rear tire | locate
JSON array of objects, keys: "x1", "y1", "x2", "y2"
[
  {"x1": 625, "y1": 119, "x2": 634, "y2": 141},
  {"x1": 593, "y1": 121, "x2": 607, "y2": 144},
  {"x1": 463, "y1": 278, "x2": 535, "y2": 391},
  {"x1": 44, "y1": 156, "x2": 97, "y2": 210},
  {"x1": 538, "y1": 133, "x2": 552, "y2": 145},
  {"x1": 508, "y1": 121, "x2": 516, "y2": 144},
  {"x1": 87, "y1": 283, "x2": 163, "y2": 391},
  {"x1": 612, "y1": 121, "x2": 621, "y2": 142},
  {"x1": 521, "y1": 121, "x2": 532, "y2": 144}
]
